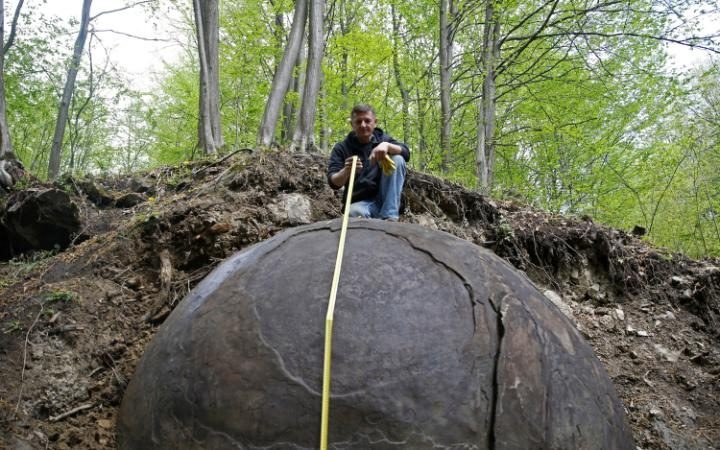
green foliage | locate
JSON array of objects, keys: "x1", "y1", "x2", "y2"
[
  {"x1": 7, "y1": 250, "x2": 56, "y2": 277},
  {"x1": 44, "y1": 290, "x2": 75, "y2": 304},
  {"x1": 3, "y1": 320, "x2": 22, "y2": 334}
]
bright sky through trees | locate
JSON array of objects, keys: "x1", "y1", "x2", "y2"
[
  {"x1": 32, "y1": 0, "x2": 719, "y2": 87},
  {"x1": 34, "y1": 0, "x2": 182, "y2": 89}
]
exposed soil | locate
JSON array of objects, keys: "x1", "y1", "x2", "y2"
[{"x1": 0, "y1": 150, "x2": 718, "y2": 449}]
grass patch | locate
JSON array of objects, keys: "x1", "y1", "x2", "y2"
[{"x1": 44, "y1": 290, "x2": 75, "y2": 303}]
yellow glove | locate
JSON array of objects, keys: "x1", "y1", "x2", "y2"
[{"x1": 379, "y1": 154, "x2": 396, "y2": 176}]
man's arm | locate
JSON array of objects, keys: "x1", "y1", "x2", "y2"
[{"x1": 327, "y1": 144, "x2": 364, "y2": 189}]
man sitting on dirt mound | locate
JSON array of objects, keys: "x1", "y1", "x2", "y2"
[{"x1": 327, "y1": 104, "x2": 410, "y2": 221}]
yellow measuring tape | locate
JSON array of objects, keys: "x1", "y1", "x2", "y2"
[{"x1": 320, "y1": 155, "x2": 358, "y2": 450}]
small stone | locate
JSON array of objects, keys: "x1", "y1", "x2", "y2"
[
  {"x1": 681, "y1": 406, "x2": 697, "y2": 422},
  {"x1": 614, "y1": 309, "x2": 625, "y2": 321},
  {"x1": 636, "y1": 330, "x2": 649, "y2": 337},
  {"x1": 649, "y1": 408, "x2": 663, "y2": 417},
  {"x1": 598, "y1": 314, "x2": 615, "y2": 331},
  {"x1": 98, "y1": 419, "x2": 113, "y2": 429},
  {"x1": 653, "y1": 344, "x2": 681, "y2": 362},
  {"x1": 31, "y1": 348, "x2": 44, "y2": 360},
  {"x1": 268, "y1": 193, "x2": 313, "y2": 225},
  {"x1": 670, "y1": 276, "x2": 688, "y2": 286},
  {"x1": 595, "y1": 307, "x2": 610, "y2": 315}
]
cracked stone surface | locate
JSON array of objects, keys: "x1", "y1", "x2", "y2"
[{"x1": 117, "y1": 219, "x2": 633, "y2": 450}]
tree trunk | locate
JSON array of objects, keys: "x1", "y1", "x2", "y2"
[
  {"x1": 476, "y1": 2, "x2": 500, "y2": 192},
  {"x1": 193, "y1": 0, "x2": 222, "y2": 155},
  {"x1": 319, "y1": 74, "x2": 329, "y2": 153},
  {"x1": 439, "y1": 0, "x2": 454, "y2": 172},
  {"x1": 0, "y1": 0, "x2": 24, "y2": 189},
  {"x1": 258, "y1": 0, "x2": 308, "y2": 148},
  {"x1": 0, "y1": 1, "x2": 13, "y2": 160},
  {"x1": 291, "y1": 0, "x2": 325, "y2": 152},
  {"x1": 48, "y1": 0, "x2": 92, "y2": 180},
  {"x1": 391, "y1": 4, "x2": 411, "y2": 144},
  {"x1": 281, "y1": 28, "x2": 305, "y2": 144}
]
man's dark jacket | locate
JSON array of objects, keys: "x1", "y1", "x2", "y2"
[{"x1": 326, "y1": 128, "x2": 410, "y2": 207}]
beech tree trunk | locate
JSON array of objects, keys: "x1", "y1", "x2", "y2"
[
  {"x1": 439, "y1": 0, "x2": 455, "y2": 172},
  {"x1": 391, "y1": 4, "x2": 411, "y2": 144},
  {"x1": 193, "y1": 0, "x2": 222, "y2": 155},
  {"x1": 48, "y1": 0, "x2": 91, "y2": 180},
  {"x1": 291, "y1": 0, "x2": 325, "y2": 152},
  {"x1": 258, "y1": 0, "x2": 308, "y2": 148},
  {"x1": 0, "y1": 1, "x2": 13, "y2": 160},
  {"x1": 476, "y1": 2, "x2": 500, "y2": 192}
]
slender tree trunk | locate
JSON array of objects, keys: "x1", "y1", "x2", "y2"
[
  {"x1": 202, "y1": 0, "x2": 222, "y2": 150},
  {"x1": 281, "y1": 29, "x2": 305, "y2": 143},
  {"x1": 391, "y1": 4, "x2": 411, "y2": 144},
  {"x1": 338, "y1": 1, "x2": 349, "y2": 112},
  {"x1": 292, "y1": 0, "x2": 326, "y2": 152},
  {"x1": 416, "y1": 88, "x2": 427, "y2": 161},
  {"x1": 48, "y1": 0, "x2": 91, "y2": 179},
  {"x1": 0, "y1": 0, "x2": 24, "y2": 188},
  {"x1": 0, "y1": 1, "x2": 13, "y2": 159},
  {"x1": 439, "y1": 0, "x2": 454, "y2": 172},
  {"x1": 0, "y1": 0, "x2": 24, "y2": 160},
  {"x1": 476, "y1": 3, "x2": 500, "y2": 192},
  {"x1": 193, "y1": 0, "x2": 222, "y2": 155},
  {"x1": 319, "y1": 73, "x2": 329, "y2": 153},
  {"x1": 258, "y1": 0, "x2": 308, "y2": 147},
  {"x1": 340, "y1": 50, "x2": 348, "y2": 110},
  {"x1": 3, "y1": 0, "x2": 24, "y2": 54}
]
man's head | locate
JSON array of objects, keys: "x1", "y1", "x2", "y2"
[{"x1": 350, "y1": 104, "x2": 377, "y2": 144}]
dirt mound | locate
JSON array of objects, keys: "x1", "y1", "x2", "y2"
[{"x1": 0, "y1": 150, "x2": 718, "y2": 449}]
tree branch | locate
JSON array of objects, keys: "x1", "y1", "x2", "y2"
[
  {"x1": 504, "y1": 31, "x2": 720, "y2": 54},
  {"x1": 3, "y1": 0, "x2": 25, "y2": 54},
  {"x1": 90, "y1": 28, "x2": 173, "y2": 42},
  {"x1": 90, "y1": 0, "x2": 156, "y2": 22}
]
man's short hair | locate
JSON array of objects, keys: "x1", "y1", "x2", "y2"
[{"x1": 351, "y1": 104, "x2": 375, "y2": 118}]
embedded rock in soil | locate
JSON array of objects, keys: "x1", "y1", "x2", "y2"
[
  {"x1": 0, "y1": 188, "x2": 80, "y2": 259},
  {"x1": 118, "y1": 220, "x2": 634, "y2": 450}
]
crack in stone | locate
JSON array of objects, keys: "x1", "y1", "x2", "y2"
[
  {"x1": 514, "y1": 296, "x2": 551, "y2": 444},
  {"x1": 486, "y1": 295, "x2": 504, "y2": 450},
  {"x1": 388, "y1": 232, "x2": 478, "y2": 331}
]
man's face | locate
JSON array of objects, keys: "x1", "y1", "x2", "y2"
[{"x1": 351, "y1": 111, "x2": 377, "y2": 143}]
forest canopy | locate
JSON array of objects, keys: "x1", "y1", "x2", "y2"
[{"x1": 0, "y1": 0, "x2": 719, "y2": 257}]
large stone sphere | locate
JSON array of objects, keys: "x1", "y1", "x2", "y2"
[{"x1": 118, "y1": 219, "x2": 633, "y2": 449}]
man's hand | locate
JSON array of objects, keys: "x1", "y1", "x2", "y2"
[
  {"x1": 369, "y1": 142, "x2": 390, "y2": 165},
  {"x1": 344, "y1": 156, "x2": 363, "y2": 174},
  {"x1": 330, "y1": 156, "x2": 362, "y2": 188}
]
